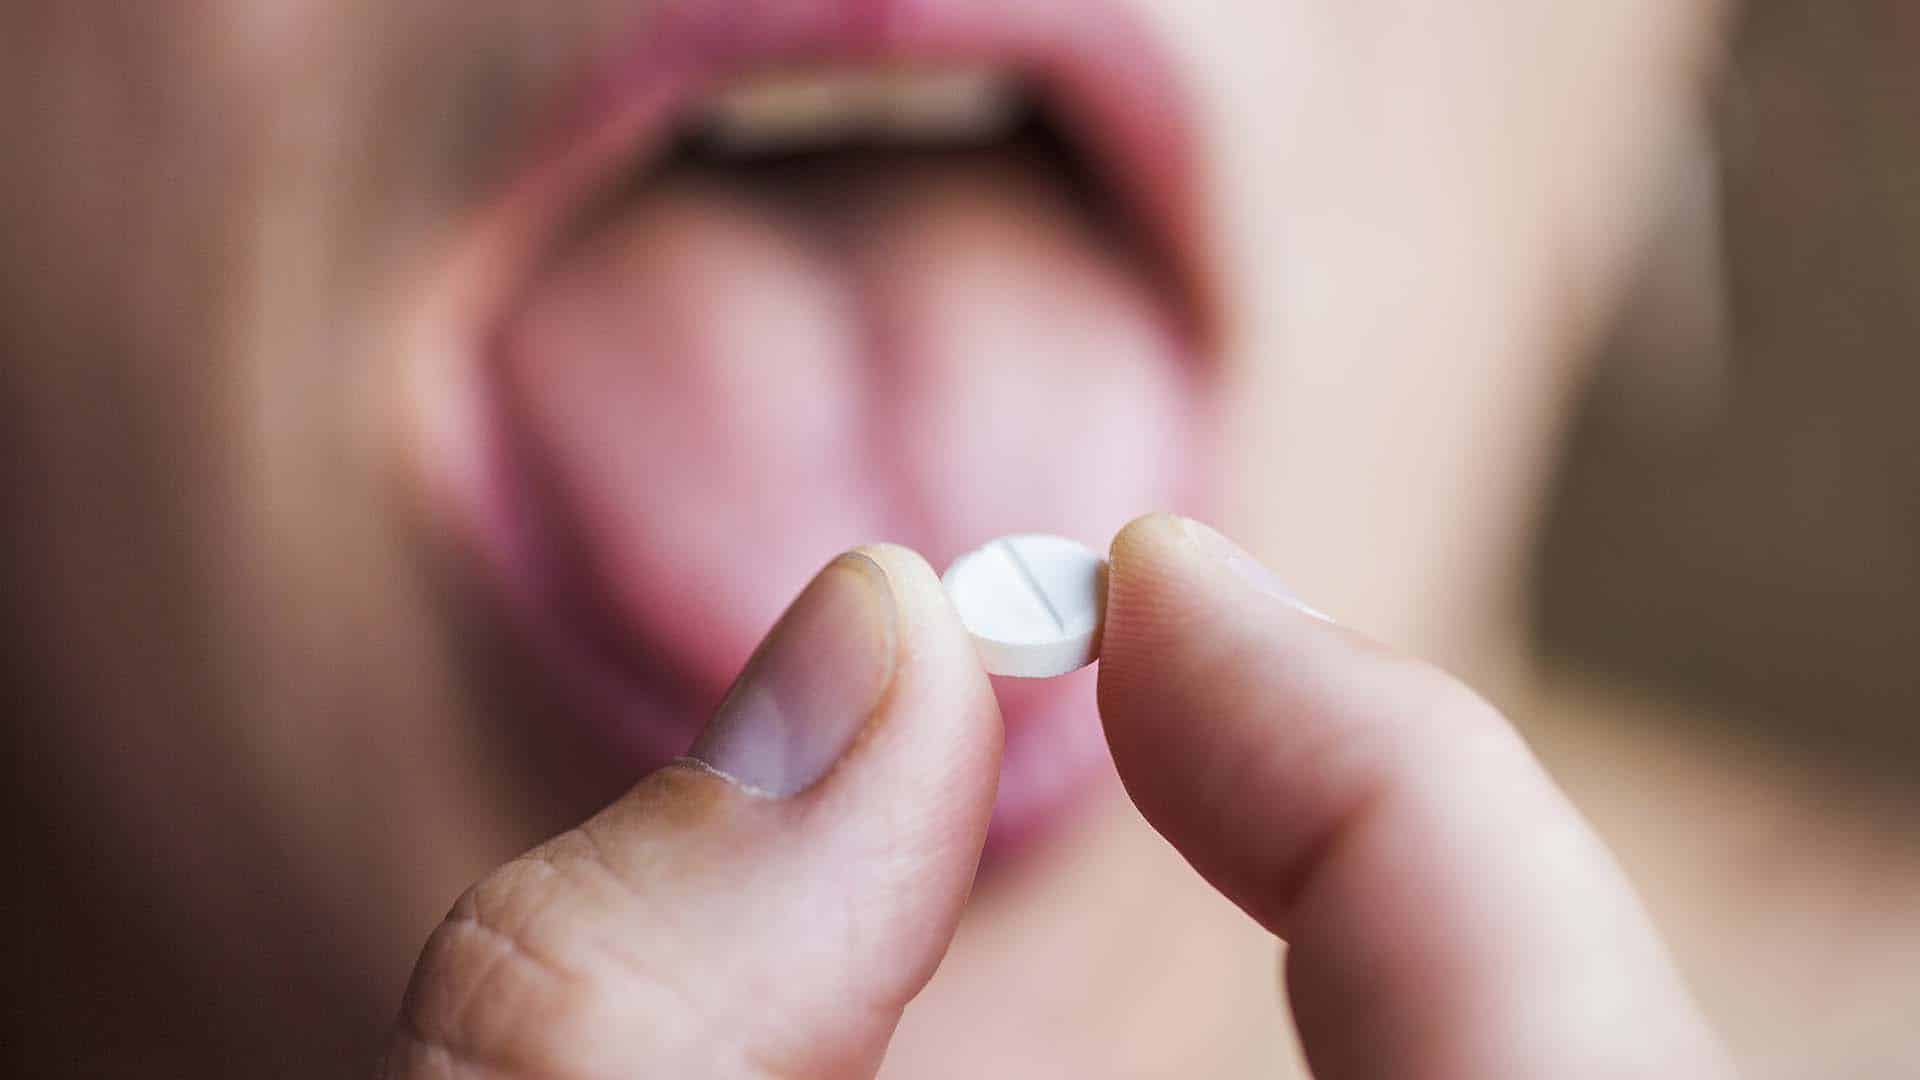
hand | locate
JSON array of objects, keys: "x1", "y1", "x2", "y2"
[{"x1": 381, "y1": 516, "x2": 1733, "y2": 1079}]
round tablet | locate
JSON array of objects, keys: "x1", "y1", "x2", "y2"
[{"x1": 941, "y1": 534, "x2": 1108, "y2": 678}]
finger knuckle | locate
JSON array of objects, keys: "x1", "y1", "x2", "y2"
[{"x1": 394, "y1": 844, "x2": 713, "y2": 1078}]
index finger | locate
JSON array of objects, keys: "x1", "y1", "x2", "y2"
[{"x1": 1096, "y1": 515, "x2": 1733, "y2": 1080}]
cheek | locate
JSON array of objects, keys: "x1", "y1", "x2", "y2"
[{"x1": 1125, "y1": 0, "x2": 1720, "y2": 642}]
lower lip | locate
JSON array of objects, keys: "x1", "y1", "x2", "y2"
[{"x1": 402, "y1": 0, "x2": 1207, "y2": 856}]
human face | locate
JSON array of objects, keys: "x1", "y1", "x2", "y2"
[{"x1": 1, "y1": 0, "x2": 1719, "y2": 1073}]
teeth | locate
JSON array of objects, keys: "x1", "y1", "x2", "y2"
[{"x1": 695, "y1": 67, "x2": 1025, "y2": 155}]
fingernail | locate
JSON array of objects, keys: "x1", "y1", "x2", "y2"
[
  {"x1": 1180, "y1": 517, "x2": 1331, "y2": 621},
  {"x1": 689, "y1": 553, "x2": 898, "y2": 797}
]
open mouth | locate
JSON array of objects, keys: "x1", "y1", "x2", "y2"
[{"x1": 412, "y1": 0, "x2": 1217, "y2": 855}]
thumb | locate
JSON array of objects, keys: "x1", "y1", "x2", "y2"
[{"x1": 382, "y1": 545, "x2": 1002, "y2": 1079}]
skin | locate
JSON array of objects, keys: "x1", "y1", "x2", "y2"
[
  {"x1": 384, "y1": 520, "x2": 1733, "y2": 1078},
  {"x1": 0, "y1": 1, "x2": 1727, "y2": 1076}
]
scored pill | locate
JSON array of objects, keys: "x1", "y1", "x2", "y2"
[{"x1": 941, "y1": 534, "x2": 1108, "y2": 678}]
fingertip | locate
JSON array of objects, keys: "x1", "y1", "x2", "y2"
[
  {"x1": 1101, "y1": 513, "x2": 1223, "y2": 682},
  {"x1": 1100, "y1": 513, "x2": 1326, "y2": 733},
  {"x1": 847, "y1": 540, "x2": 933, "y2": 585},
  {"x1": 1109, "y1": 511, "x2": 1192, "y2": 566},
  {"x1": 843, "y1": 541, "x2": 1000, "y2": 744},
  {"x1": 803, "y1": 540, "x2": 1002, "y2": 835},
  {"x1": 848, "y1": 542, "x2": 952, "y2": 637}
]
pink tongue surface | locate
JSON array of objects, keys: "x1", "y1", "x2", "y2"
[{"x1": 498, "y1": 151, "x2": 1201, "y2": 760}]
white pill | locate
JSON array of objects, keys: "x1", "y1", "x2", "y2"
[{"x1": 941, "y1": 534, "x2": 1108, "y2": 678}]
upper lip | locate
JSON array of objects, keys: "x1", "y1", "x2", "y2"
[{"x1": 433, "y1": 0, "x2": 1213, "y2": 355}]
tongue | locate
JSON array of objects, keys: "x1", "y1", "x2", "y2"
[{"x1": 498, "y1": 149, "x2": 1201, "y2": 731}]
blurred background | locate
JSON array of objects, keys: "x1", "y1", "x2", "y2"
[
  {"x1": 4, "y1": 2, "x2": 1915, "y2": 1077},
  {"x1": 1515, "y1": 3, "x2": 1920, "y2": 1075}
]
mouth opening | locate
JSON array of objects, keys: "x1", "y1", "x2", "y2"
[
  {"x1": 556, "y1": 63, "x2": 1201, "y2": 344},
  {"x1": 415, "y1": 1, "x2": 1217, "y2": 856}
]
